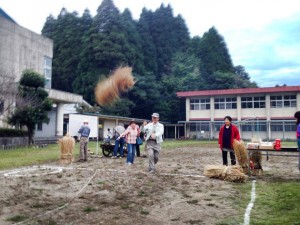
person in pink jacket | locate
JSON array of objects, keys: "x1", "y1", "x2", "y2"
[{"x1": 118, "y1": 120, "x2": 140, "y2": 165}]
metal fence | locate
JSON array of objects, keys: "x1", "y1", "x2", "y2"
[{"x1": 183, "y1": 119, "x2": 297, "y2": 141}]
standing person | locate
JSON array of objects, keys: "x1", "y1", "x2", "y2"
[
  {"x1": 111, "y1": 123, "x2": 125, "y2": 158},
  {"x1": 294, "y1": 111, "x2": 300, "y2": 150},
  {"x1": 135, "y1": 123, "x2": 142, "y2": 157},
  {"x1": 143, "y1": 113, "x2": 164, "y2": 173},
  {"x1": 77, "y1": 120, "x2": 91, "y2": 162},
  {"x1": 106, "y1": 128, "x2": 113, "y2": 143},
  {"x1": 218, "y1": 116, "x2": 241, "y2": 166},
  {"x1": 140, "y1": 120, "x2": 148, "y2": 158},
  {"x1": 118, "y1": 120, "x2": 139, "y2": 165}
]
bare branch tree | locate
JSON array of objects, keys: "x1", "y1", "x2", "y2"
[
  {"x1": 0, "y1": 69, "x2": 18, "y2": 116},
  {"x1": 0, "y1": 67, "x2": 44, "y2": 117}
]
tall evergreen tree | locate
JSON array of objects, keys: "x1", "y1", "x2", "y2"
[
  {"x1": 157, "y1": 52, "x2": 203, "y2": 122},
  {"x1": 149, "y1": 4, "x2": 190, "y2": 77},
  {"x1": 42, "y1": 8, "x2": 92, "y2": 93},
  {"x1": 137, "y1": 8, "x2": 158, "y2": 74},
  {"x1": 197, "y1": 27, "x2": 234, "y2": 85}
]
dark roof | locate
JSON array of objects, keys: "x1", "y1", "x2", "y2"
[
  {"x1": 0, "y1": 7, "x2": 17, "y2": 24},
  {"x1": 176, "y1": 86, "x2": 300, "y2": 97}
]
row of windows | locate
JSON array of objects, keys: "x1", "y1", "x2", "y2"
[
  {"x1": 190, "y1": 95, "x2": 297, "y2": 110},
  {"x1": 190, "y1": 121, "x2": 296, "y2": 132}
]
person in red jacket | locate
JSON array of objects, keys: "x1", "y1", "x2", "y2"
[{"x1": 218, "y1": 116, "x2": 241, "y2": 166}]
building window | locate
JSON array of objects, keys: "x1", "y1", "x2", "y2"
[
  {"x1": 190, "y1": 123, "x2": 210, "y2": 132},
  {"x1": 190, "y1": 98, "x2": 210, "y2": 110},
  {"x1": 37, "y1": 122, "x2": 43, "y2": 131},
  {"x1": 241, "y1": 121, "x2": 267, "y2": 132},
  {"x1": 215, "y1": 97, "x2": 237, "y2": 109},
  {"x1": 44, "y1": 56, "x2": 52, "y2": 89},
  {"x1": 270, "y1": 95, "x2": 296, "y2": 108},
  {"x1": 213, "y1": 121, "x2": 224, "y2": 131},
  {"x1": 270, "y1": 120, "x2": 296, "y2": 131},
  {"x1": 241, "y1": 96, "x2": 265, "y2": 108}
]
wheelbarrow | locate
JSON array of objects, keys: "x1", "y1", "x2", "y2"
[{"x1": 100, "y1": 142, "x2": 127, "y2": 157}]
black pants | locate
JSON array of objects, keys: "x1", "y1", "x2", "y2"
[
  {"x1": 222, "y1": 149, "x2": 236, "y2": 166},
  {"x1": 136, "y1": 144, "x2": 140, "y2": 157}
]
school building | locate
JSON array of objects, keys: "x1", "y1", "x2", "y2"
[{"x1": 177, "y1": 86, "x2": 300, "y2": 141}]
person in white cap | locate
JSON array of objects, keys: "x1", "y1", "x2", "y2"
[
  {"x1": 142, "y1": 113, "x2": 164, "y2": 173},
  {"x1": 77, "y1": 119, "x2": 91, "y2": 162}
]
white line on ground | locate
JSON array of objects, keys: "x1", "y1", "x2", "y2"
[
  {"x1": 3, "y1": 166, "x2": 64, "y2": 177},
  {"x1": 244, "y1": 180, "x2": 256, "y2": 225},
  {"x1": 14, "y1": 169, "x2": 99, "y2": 225}
]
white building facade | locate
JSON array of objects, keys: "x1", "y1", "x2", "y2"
[
  {"x1": 0, "y1": 8, "x2": 89, "y2": 143},
  {"x1": 177, "y1": 86, "x2": 300, "y2": 141}
]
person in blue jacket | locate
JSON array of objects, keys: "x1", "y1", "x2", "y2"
[{"x1": 77, "y1": 120, "x2": 91, "y2": 162}]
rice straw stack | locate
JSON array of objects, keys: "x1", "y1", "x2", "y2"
[
  {"x1": 232, "y1": 139, "x2": 249, "y2": 171},
  {"x1": 204, "y1": 165, "x2": 247, "y2": 183},
  {"x1": 95, "y1": 66, "x2": 135, "y2": 106},
  {"x1": 59, "y1": 133, "x2": 75, "y2": 164}
]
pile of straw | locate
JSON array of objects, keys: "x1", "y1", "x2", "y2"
[
  {"x1": 232, "y1": 139, "x2": 249, "y2": 171},
  {"x1": 204, "y1": 165, "x2": 247, "y2": 182},
  {"x1": 95, "y1": 66, "x2": 135, "y2": 106},
  {"x1": 58, "y1": 133, "x2": 75, "y2": 164}
]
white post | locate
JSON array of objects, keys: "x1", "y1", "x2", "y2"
[{"x1": 56, "y1": 103, "x2": 64, "y2": 137}]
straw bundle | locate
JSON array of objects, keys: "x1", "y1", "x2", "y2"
[
  {"x1": 204, "y1": 165, "x2": 247, "y2": 182},
  {"x1": 95, "y1": 66, "x2": 135, "y2": 106},
  {"x1": 59, "y1": 133, "x2": 75, "y2": 164},
  {"x1": 250, "y1": 151, "x2": 262, "y2": 170},
  {"x1": 232, "y1": 139, "x2": 249, "y2": 171}
]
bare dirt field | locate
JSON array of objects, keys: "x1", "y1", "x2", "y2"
[{"x1": 0, "y1": 145, "x2": 299, "y2": 225}]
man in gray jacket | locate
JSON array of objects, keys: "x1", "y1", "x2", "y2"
[
  {"x1": 142, "y1": 113, "x2": 164, "y2": 173},
  {"x1": 77, "y1": 120, "x2": 91, "y2": 162}
]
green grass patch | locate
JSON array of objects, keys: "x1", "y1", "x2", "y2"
[
  {"x1": 216, "y1": 182, "x2": 252, "y2": 225},
  {"x1": 217, "y1": 180, "x2": 300, "y2": 225},
  {"x1": 250, "y1": 180, "x2": 300, "y2": 225},
  {"x1": 83, "y1": 206, "x2": 97, "y2": 213},
  {"x1": 6, "y1": 214, "x2": 28, "y2": 222}
]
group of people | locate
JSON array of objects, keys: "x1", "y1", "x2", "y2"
[
  {"x1": 77, "y1": 113, "x2": 164, "y2": 173},
  {"x1": 77, "y1": 111, "x2": 300, "y2": 172}
]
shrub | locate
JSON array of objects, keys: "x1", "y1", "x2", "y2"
[{"x1": 0, "y1": 128, "x2": 28, "y2": 137}]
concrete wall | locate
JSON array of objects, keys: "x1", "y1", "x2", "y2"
[
  {"x1": 35, "y1": 108, "x2": 57, "y2": 138},
  {"x1": 0, "y1": 15, "x2": 53, "y2": 128},
  {"x1": 0, "y1": 16, "x2": 53, "y2": 81},
  {"x1": 0, "y1": 137, "x2": 28, "y2": 148}
]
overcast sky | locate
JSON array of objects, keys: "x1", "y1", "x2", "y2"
[{"x1": 1, "y1": 0, "x2": 300, "y2": 87}]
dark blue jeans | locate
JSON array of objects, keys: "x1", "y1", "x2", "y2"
[
  {"x1": 126, "y1": 143, "x2": 136, "y2": 164},
  {"x1": 297, "y1": 137, "x2": 300, "y2": 150},
  {"x1": 113, "y1": 137, "x2": 125, "y2": 156}
]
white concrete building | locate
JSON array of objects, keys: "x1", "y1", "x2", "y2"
[
  {"x1": 177, "y1": 86, "x2": 300, "y2": 141},
  {"x1": 0, "y1": 8, "x2": 88, "y2": 143}
]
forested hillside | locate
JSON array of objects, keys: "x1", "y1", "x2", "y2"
[{"x1": 42, "y1": 0, "x2": 257, "y2": 122}]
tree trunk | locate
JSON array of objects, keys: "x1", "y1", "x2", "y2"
[{"x1": 27, "y1": 128, "x2": 34, "y2": 146}]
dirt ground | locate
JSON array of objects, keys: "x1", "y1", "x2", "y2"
[{"x1": 0, "y1": 145, "x2": 299, "y2": 225}]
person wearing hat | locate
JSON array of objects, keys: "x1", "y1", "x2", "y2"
[
  {"x1": 111, "y1": 123, "x2": 126, "y2": 158},
  {"x1": 142, "y1": 113, "x2": 164, "y2": 173},
  {"x1": 117, "y1": 119, "x2": 140, "y2": 165},
  {"x1": 77, "y1": 119, "x2": 91, "y2": 162}
]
